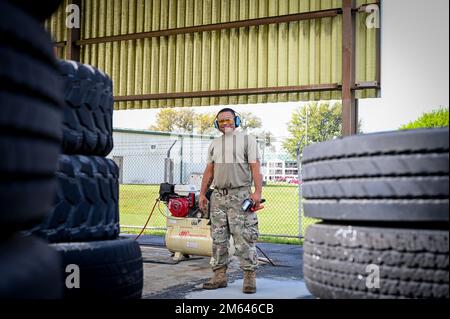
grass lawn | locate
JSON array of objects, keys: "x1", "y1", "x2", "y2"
[{"x1": 119, "y1": 183, "x2": 318, "y2": 239}]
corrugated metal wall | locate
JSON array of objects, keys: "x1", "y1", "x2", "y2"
[
  {"x1": 45, "y1": 0, "x2": 69, "y2": 58},
  {"x1": 46, "y1": 0, "x2": 378, "y2": 110}
]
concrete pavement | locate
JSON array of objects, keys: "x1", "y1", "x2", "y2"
[{"x1": 121, "y1": 234, "x2": 313, "y2": 299}]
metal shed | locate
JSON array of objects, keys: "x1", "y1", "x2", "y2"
[{"x1": 47, "y1": 0, "x2": 381, "y2": 135}]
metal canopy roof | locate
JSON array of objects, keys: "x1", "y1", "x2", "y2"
[{"x1": 47, "y1": 0, "x2": 381, "y2": 135}]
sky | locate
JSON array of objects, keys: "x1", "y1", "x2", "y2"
[
  {"x1": 358, "y1": 0, "x2": 449, "y2": 132},
  {"x1": 114, "y1": 0, "x2": 449, "y2": 141}
]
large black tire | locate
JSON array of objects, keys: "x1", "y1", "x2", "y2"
[
  {"x1": 0, "y1": 2, "x2": 63, "y2": 232},
  {"x1": 302, "y1": 128, "x2": 449, "y2": 164},
  {"x1": 0, "y1": 92, "x2": 63, "y2": 144},
  {"x1": 303, "y1": 199, "x2": 449, "y2": 223},
  {"x1": 2, "y1": 0, "x2": 63, "y2": 22},
  {"x1": 0, "y1": 180, "x2": 58, "y2": 232},
  {"x1": 51, "y1": 238, "x2": 143, "y2": 299},
  {"x1": 302, "y1": 128, "x2": 449, "y2": 222},
  {"x1": 304, "y1": 223, "x2": 449, "y2": 299},
  {"x1": 24, "y1": 155, "x2": 120, "y2": 243},
  {"x1": 0, "y1": 48, "x2": 63, "y2": 107},
  {"x1": 0, "y1": 1, "x2": 57, "y2": 66},
  {"x1": 59, "y1": 60, "x2": 114, "y2": 156},
  {"x1": 0, "y1": 235, "x2": 63, "y2": 299},
  {"x1": 303, "y1": 176, "x2": 448, "y2": 199},
  {"x1": 303, "y1": 153, "x2": 449, "y2": 181}
]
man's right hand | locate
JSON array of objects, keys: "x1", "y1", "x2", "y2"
[{"x1": 199, "y1": 193, "x2": 208, "y2": 212}]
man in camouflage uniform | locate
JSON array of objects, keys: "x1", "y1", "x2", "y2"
[{"x1": 199, "y1": 108, "x2": 263, "y2": 294}]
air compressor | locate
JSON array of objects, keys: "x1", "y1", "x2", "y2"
[
  {"x1": 158, "y1": 181, "x2": 266, "y2": 262},
  {"x1": 159, "y1": 181, "x2": 231, "y2": 261}
]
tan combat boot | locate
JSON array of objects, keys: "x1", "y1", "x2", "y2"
[
  {"x1": 202, "y1": 267, "x2": 228, "y2": 289},
  {"x1": 243, "y1": 270, "x2": 256, "y2": 294}
]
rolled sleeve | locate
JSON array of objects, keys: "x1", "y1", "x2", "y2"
[{"x1": 247, "y1": 135, "x2": 260, "y2": 163}]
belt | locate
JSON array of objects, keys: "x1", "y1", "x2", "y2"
[{"x1": 214, "y1": 186, "x2": 251, "y2": 195}]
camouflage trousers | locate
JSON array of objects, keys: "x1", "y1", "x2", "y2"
[{"x1": 209, "y1": 187, "x2": 259, "y2": 271}]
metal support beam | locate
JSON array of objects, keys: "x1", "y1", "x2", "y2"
[
  {"x1": 342, "y1": 0, "x2": 358, "y2": 136},
  {"x1": 354, "y1": 81, "x2": 380, "y2": 90},
  {"x1": 114, "y1": 84, "x2": 341, "y2": 102},
  {"x1": 65, "y1": 0, "x2": 81, "y2": 61},
  {"x1": 54, "y1": 41, "x2": 67, "y2": 47},
  {"x1": 76, "y1": 8, "x2": 341, "y2": 46}
]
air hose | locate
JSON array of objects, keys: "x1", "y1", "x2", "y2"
[{"x1": 134, "y1": 199, "x2": 159, "y2": 241}]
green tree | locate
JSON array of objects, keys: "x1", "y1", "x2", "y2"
[
  {"x1": 149, "y1": 108, "x2": 195, "y2": 133},
  {"x1": 282, "y1": 102, "x2": 351, "y2": 159},
  {"x1": 150, "y1": 109, "x2": 264, "y2": 135},
  {"x1": 399, "y1": 107, "x2": 449, "y2": 130},
  {"x1": 195, "y1": 112, "x2": 217, "y2": 135},
  {"x1": 239, "y1": 112, "x2": 263, "y2": 132}
]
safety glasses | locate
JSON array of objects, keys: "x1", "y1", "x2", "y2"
[{"x1": 217, "y1": 118, "x2": 235, "y2": 126}]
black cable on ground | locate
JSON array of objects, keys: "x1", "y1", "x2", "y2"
[
  {"x1": 256, "y1": 245, "x2": 276, "y2": 266},
  {"x1": 134, "y1": 199, "x2": 159, "y2": 241}
]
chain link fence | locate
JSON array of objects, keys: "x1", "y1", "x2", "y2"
[{"x1": 110, "y1": 129, "x2": 317, "y2": 241}]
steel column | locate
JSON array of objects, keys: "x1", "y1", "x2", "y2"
[{"x1": 342, "y1": 0, "x2": 358, "y2": 136}]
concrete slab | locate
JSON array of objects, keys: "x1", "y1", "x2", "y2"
[
  {"x1": 140, "y1": 245, "x2": 242, "y2": 299},
  {"x1": 186, "y1": 278, "x2": 312, "y2": 299},
  {"x1": 125, "y1": 235, "x2": 313, "y2": 299}
]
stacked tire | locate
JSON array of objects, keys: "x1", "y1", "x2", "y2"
[
  {"x1": 302, "y1": 128, "x2": 449, "y2": 299},
  {"x1": 0, "y1": 1, "x2": 64, "y2": 299},
  {"x1": 23, "y1": 60, "x2": 143, "y2": 299}
]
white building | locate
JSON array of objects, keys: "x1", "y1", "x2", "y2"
[
  {"x1": 109, "y1": 128, "x2": 215, "y2": 185},
  {"x1": 262, "y1": 153, "x2": 299, "y2": 182}
]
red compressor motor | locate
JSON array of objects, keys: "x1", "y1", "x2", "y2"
[
  {"x1": 167, "y1": 193, "x2": 195, "y2": 217},
  {"x1": 163, "y1": 185, "x2": 195, "y2": 217}
]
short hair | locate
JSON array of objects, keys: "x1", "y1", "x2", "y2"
[{"x1": 216, "y1": 108, "x2": 237, "y2": 118}]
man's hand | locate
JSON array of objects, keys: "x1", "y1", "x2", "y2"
[
  {"x1": 199, "y1": 194, "x2": 208, "y2": 212},
  {"x1": 249, "y1": 161, "x2": 263, "y2": 212},
  {"x1": 250, "y1": 204, "x2": 264, "y2": 212},
  {"x1": 249, "y1": 192, "x2": 261, "y2": 211}
]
